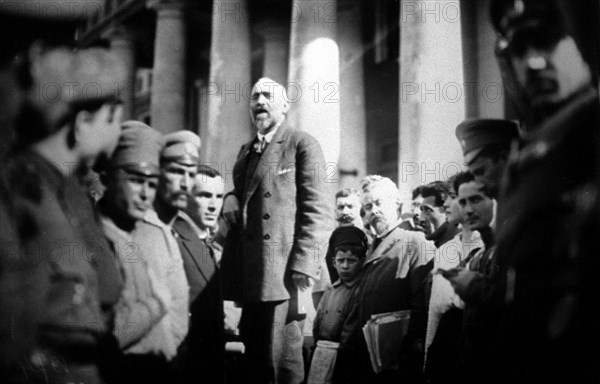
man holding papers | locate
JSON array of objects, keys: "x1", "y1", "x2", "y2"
[{"x1": 340, "y1": 176, "x2": 433, "y2": 383}]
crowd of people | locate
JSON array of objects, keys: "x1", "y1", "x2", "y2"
[{"x1": 1, "y1": 0, "x2": 600, "y2": 383}]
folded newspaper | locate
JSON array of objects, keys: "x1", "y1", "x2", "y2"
[{"x1": 362, "y1": 310, "x2": 411, "y2": 373}]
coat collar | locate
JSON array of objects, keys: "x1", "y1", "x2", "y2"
[
  {"x1": 172, "y1": 213, "x2": 215, "y2": 283},
  {"x1": 242, "y1": 122, "x2": 291, "y2": 207},
  {"x1": 365, "y1": 226, "x2": 407, "y2": 265}
]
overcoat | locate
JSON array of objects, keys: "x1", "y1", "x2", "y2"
[{"x1": 221, "y1": 123, "x2": 334, "y2": 303}]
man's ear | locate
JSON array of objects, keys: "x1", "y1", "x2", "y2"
[
  {"x1": 73, "y1": 110, "x2": 95, "y2": 143},
  {"x1": 282, "y1": 99, "x2": 290, "y2": 114}
]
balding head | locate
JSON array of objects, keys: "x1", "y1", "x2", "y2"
[{"x1": 249, "y1": 77, "x2": 289, "y2": 134}]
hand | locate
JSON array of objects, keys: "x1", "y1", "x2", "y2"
[
  {"x1": 223, "y1": 194, "x2": 241, "y2": 227},
  {"x1": 292, "y1": 272, "x2": 314, "y2": 291},
  {"x1": 444, "y1": 267, "x2": 478, "y2": 298}
]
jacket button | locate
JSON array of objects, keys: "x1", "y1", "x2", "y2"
[
  {"x1": 264, "y1": 192, "x2": 272, "y2": 198},
  {"x1": 263, "y1": 213, "x2": 270, "y2": 220},
  {"x1": 264, "y1": 234, "x2": 270, "y2": 240}
]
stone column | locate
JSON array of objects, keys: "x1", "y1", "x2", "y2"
[
  {"x1": 398, "y1": 0, "x2": 465, "y2": 200},
  {"x1": 288, "y1": 0, "x2": 341, "y2": 169},
  {"x1": 147, "y1": 0, "x2": 186, "y2": 133},
  {"x1": 255, "y1": 21, "x2": 289, "y2": 86},
  {"x1": 338, "y1": 0, "x2": 366, "y2": 189},
  {"x1": 102, "y1": 23, "x2": 136, "y2": 121},
  {"x1": 205, "y1": 0, "x2": 252, "y2": 191}
]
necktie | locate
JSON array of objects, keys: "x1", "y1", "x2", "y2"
[{"x1": 253, "y1": 137, "x2": 267, "y2": 153}]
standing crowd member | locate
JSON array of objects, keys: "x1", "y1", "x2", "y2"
[
  {"x1": 221, "y1": 77, "x2": 334, "y2": 384},
  {"x1": 491, "y1": 0, "x2": 600, "y2": 381},
  {"x1": 444, "y1": 174, "x2": 497, "y2": 383},
  {"x1": 186, "y1": 164, "x2": 226, "y2": 255},
  {"x1": 339, "y1": 175, "x2": 433, "y2": 383},
  {"x1": 424, "y1": 172, "x2": 482, "y2": 383},
  {"x1": 326, "y1": 188, "x2": 365, "y2": 282},
  {"x1": 308, "y1": 226, "x2": 368, "y2": 384},
  {"x1": 97, "y1": 121, "x2": 168, "y2": 383},
  {"x1": 411, "y1": 181, "x2": 460, "y2": 374},
  {"x1": 152, "y1": 132, "x2": 225, "y2": 384}
]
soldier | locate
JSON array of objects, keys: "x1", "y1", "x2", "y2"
[
  {"x1": 97, "y1": 121, "x2": 170, "y2": 383},
  {"x1": 4, "y1": 45, "x2": 126, "y2": 383},
  {"x1": 156, "y1": 132, "x2": 225, "y2": 384},
  {"x1": 0, "y1": 1, "x2": 105, "y2": 157},
  {"x1": 455, "y1": 119, "x2": 519, "y2": 199},
  {"x1": 490, "y1": 0, "x2": 600, "y2": 381}
]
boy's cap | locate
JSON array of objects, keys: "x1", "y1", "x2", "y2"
[{"x1": 330, "y1": 226, "x2": 368, "y2": 251}]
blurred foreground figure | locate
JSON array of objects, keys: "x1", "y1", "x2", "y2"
[
  {"x1": 491, "y1": 0, "x2": 600, "y2": 381},
  {"x1": 0, "y1": 0, "x2": 105, "y2": 157},
  {"x1": 2, "y1": 44, "x2": 126, "y2": 384}
]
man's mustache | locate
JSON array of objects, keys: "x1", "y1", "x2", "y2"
[{"x1": 338, "y1": 214, "x2": 354, "y2": 222}]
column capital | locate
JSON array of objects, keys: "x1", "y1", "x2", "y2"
[{"x1": 147, "y1": 0, "x2": 187, "y2": 14}]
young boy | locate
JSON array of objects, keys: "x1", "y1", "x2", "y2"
[{"x1": 308, "y1": 226, "x2": 368, "y2": 384}]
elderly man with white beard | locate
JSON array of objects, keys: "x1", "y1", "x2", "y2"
[{"x1": 337, "y1": 175, "x2": 434, "y2": 383}]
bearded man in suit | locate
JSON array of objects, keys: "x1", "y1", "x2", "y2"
[{"x1": 222, "y1": 77, "x2": 334, "y2": 384}]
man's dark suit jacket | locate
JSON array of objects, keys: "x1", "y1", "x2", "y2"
[
  {"x1": 172, "y1": 214, "x2": 224, "y2": 384},
  {"x1": 221, "y1": 123, "x2": 334, "y2": 304}
]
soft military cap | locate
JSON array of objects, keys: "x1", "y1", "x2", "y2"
[
  {"x1": 161, "y1": 130, "x2": 201, "y2": 166},
  {"x1": 28, "y1": 46, "x2": 126, "y2": 130},
  {"x1": 490, "y1": 0, "x2": 564, "y2": 36},
  {"x1": 330, "y1": 226, "x2": 368, "y2": 251},
  {"x1": 455, "y1": 119, "x2": 519, "y2": 165},
  {"x1": 110, "y1": 121, "x2": 163, "y2": 176}
]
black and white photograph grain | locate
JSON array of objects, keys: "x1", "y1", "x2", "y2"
[{"x1": 1, "y1": 0, "x2": 599, "y2": 383}]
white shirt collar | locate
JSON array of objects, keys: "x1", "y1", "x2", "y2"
[{"x1": 257, "y1": 124, "x2": 280, "y2": 144}]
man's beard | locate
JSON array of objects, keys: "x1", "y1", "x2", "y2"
[
  {"x1": 371, "y1": 215, "x2": 389, "y2": 235},
  {"x1": 254, "y1": 115, "x2": 274, "y2": 133}
]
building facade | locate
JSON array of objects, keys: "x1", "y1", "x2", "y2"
[{"x1": 78, "y1": 0, "x2": 511, "y2": 198}]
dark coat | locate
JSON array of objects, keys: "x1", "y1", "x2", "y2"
[
  {"x1": 2, "y1": 151, "x2": 123, "y2": 382},
  {"x1": 339, "y1": 226, "x2": 433, "y2": 382},
  {"x1": 496, "y1": 87, "x2": 600, "y2": 382},
  {"x1": 172, "y1": 214, "x2": 224, "y2": 384},
  {"x1": 221, "y1": 123, "x2": 334, "y2": 303}
]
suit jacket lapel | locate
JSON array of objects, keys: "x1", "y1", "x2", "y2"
[
  {"x1": 183, "y1": 240, "x2": 214, "y2": 281},
  {"x1": 365, "y1": 228, "x2": 403, "y2": 265},
  {"x1": 243, "y1": 124, "x2": 288, "y2": 207},
  {"x1": 174, "y1": 219, "x2": 214, "y2": 283}
]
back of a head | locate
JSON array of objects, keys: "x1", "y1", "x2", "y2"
[{"x1": 15, "y1": 46, "x2": 127, "y2": 147}]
